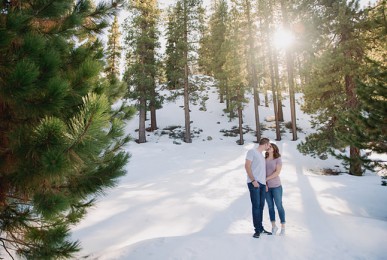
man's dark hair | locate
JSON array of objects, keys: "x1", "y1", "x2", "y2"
[{"x1": 259, "y1": 137, "x2": 270, "y2": 145}]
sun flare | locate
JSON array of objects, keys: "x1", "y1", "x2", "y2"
[{"x1": 273, "y1": 28, "x2": 295, "y2": 49}]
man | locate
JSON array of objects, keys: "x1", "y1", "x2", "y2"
[{"x1": 245, "y1": 137, "x2": 272, "y2": 238}]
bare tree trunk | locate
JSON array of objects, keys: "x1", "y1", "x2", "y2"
[
  {"x1": 265, "y1": 1, "x2": 281, "y2": 141},
  {"x1": 244, "y1": 0, "x2": 261, "y2": 142},
  {"x1": 149, "y1": 81, "x2": 157, "y2": 131},
  {"x1": 219, "y1": 83, "x2": 225, "y2": 103},
  {"x1": 280, "y1": 0, "x2": 297, "y2": 140},
  {"x1": 225, "y1": 79, "x2": 230, "y2": 112},
  {"x1": 138, "y1": 98, "x2": 146, "y2": 143},
  {"x1": 253, "y1": 88, "x2": 261, "y2": 141},
  {"x1": 184, "y1": 62, "x2": 191, "y2": 143},
  {"x1": 183, "y1": 0, "x2": 191, "y2": 143},
  {"x1": 149, "y1": 103, "x2": 157, "y2": 131},
  {"x1": 238, "y1": 89, "x2": 244, "y2": 145},
  {"x1": 273, "y1": 51, "x2": 284, "y2": 122},
  {"x1": 268, "y1": 48, "x2": 281, "y2": 141}
]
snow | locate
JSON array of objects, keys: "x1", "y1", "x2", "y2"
[{"x1": 71, "y1": 77, "x2": 387, "y2": 260}]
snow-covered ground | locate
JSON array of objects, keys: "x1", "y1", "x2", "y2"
[{"x1": 71, "y1": 77, "x2": 387, "y2": 260}]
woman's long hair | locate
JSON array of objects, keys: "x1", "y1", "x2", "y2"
[{"x1": 265, "y1": 143, "x2": 281, "y2": 159}]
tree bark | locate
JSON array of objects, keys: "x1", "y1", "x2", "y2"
[
  {"x1": 238, "y1": 89, "x2": 244, "y2": 145},
  {"x1": 280, "y1": 0, "x2": 298, "y2": 140},
  {"x1": 149, "y1": 79, "x2": 158, "y2": 131},
  {"x1": 265, "y1": 1, "x2": 281, "y2": 141},
  {"x1": 138, "y1": 97, "x2": 146, "y2": 143},
  {"x1": 183, "y1": 0, "x2": 191, "y2": 143},
  {"x1": 273, "y1": 51, "x2": 284, "y2": 122},
  {"x1": 345, "y1": 73, "x2": 361, "y2": 175},
  {"x1": 342, "y1": 21, "x2": 361, "y2": 175},
  {"x1": 268, "y1": 47, "x2": 281, "y2": 141},
  {"x1": 245, "y1": 0, "x2": 261, "y2": 142}
]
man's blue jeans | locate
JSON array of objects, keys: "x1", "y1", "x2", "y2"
[
  {"x1": 248, "y1": 182, "x2": 266, "y2": 233},
  {"x1": 265, "y1": 185, "x2": 286, "y2": 223}
]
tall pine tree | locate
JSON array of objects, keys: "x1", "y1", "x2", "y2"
[
  {"x1": 241, "y1": 0, "x2": 262, "y2": 142},
  {"x1": 298, "y1": 0, "x2": 365, "y2": 175},
  {"x1": 0, "y1": 0, "x2": 130, "y2": 258},
  {"x1": 199, "y1": 0, "x2": 228, "y2": 103},
  {"x1": 336, "y1": 1, "x2": 387, "y2": 173},
  {"x1": 165, "y1": 4, "x2": 185, "y2": 90},
  {"x1": 164, "y1": 0, "x2": 204, "y2": 143},
  {"x1": 280, "y1": 0, "x2": 298, "y2": 140},
  {"x1": 223, "y1": 3, "x2": 248, "y2": 145},
  {"x1": 104, "y1": 15, "x2": 126, "y2": 102},
  {"x1": 123, "y1": 0, "x2": 161, "y2": 143}
]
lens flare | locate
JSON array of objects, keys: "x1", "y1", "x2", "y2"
[{"x1": 273, "y1": 28, "x2": 295, "y2": 49}]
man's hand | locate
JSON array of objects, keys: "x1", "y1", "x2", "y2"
[{"x1": 252, "y1": 180, "x2": 259, "y2": 188}]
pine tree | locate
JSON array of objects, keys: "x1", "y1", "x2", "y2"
[
  {"x1": 207, "y1": 0, "x2": 228, "y2": 104},
  {"x1": 223, "y1": 4, "x2": 248, "y2": 145},
  {"x1": 164, "y1": 0, "x2": 204, "y2": 143},
  {"x1": 337, "y1": 0, "x2": 387, "y2": 173},
  {"x1": 198, "y1": 19, "x2": 213, "y2": 76},
  {"x1": 104, "y1": 15, "x2": 126, "y2": 103},
  {"x1": 256, "y1": 0, "x2": 270, "y2": 109},
  {"x1": 260, "y1": 0, "x2": 281, "y2": 140},
  {"x1": 123, "y1": 0, "x2": 161, "y2": 143},
  {"x1": 106, "y1": 15, "x2": 122, "y2": 79},
  {"x1": 298, "y1": 0, "x2": 365, "y2": 175},
  {"x1": 165, "y1": 5, "x2": 185, "y2": 90},
  {"x1": 0, "y1": 0, "x2": 130, "y2": 258},
  {"x1": 241, "y1": 0, "x2": 262, "y2": 142},
  {"x1": 280, "y1": 0, "x2": 298, "y2": 140}
]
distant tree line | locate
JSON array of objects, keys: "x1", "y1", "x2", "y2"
[{"x1": 121, "y1": 0, "x2": 385, "y2": 177}]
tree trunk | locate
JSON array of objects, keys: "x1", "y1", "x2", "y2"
[
  {"x1": 219, "y1": 83, "x2": 225, "y2": 103},
  {"x1": 245, "y1": 0, "x2": 261, "y2": 143},
  {"x1": 341, "y1": 16, "x2": 361, "y2": 174},
  {"x1": 268, "y1": 48, "x2": 281, "y2": 141},
  {"x1": 264, "y1": 3, "x2": 281, "y2": 141},
  {"x1": 149, "y1": 82, "x2": 157, "y2": 131},
  {"x1": 225, "y1": 79, "x2": 230, "y2": 112},
  {"x1": 273, "y1": 51, "x2": 284, "y2": 122},
  {"x1": 238, "y1": 89, "x2": 244, "y2": 145},
  {"x1": 253, "y1": 88, "x2": 261, "y2": 141},
  {"x1": 184, "y1": 62, "x2": 191, "y2": 143},
  {"x1": 280, "y1": 0, "x2": 297, "y2": 140},
  {"x1": 349, "y1": 146, "x2": 362, "y2": 176},
  {"x1": 138, "y1": 98, "x2": 146, "y2": 143},
  {"x1": 345, "y1": 73, "x2": 361, "y2": 175},
  {"x1": 150, "y1": 104, "x2": 157, "y2": 131},
  {"x1": 0, "y1": 100, "x2": 10, "y2": 207},
  {"x1": 183, "y1": 0, "x2": 191, "y2": 143}
]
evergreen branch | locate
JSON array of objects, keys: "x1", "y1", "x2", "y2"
[
  {"x1": 33, "y1": 0, "x2": 56, "y2": 17},
  {"x1": 6, "y1": 231, "x2": 32, "y2": 249},
  {"x1": 67, "y1": 97, "x2": 97, "y2": 152}
]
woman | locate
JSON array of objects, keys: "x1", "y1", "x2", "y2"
[{"x1": 265, "y1": 143, "x2": 286, "y2": 235}]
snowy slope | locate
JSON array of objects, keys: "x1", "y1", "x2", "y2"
[{"x1": 71, "y1": 77, "x2": 387, "y2": 260}]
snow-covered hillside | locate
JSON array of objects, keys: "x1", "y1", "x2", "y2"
[{"x1": 71, "y1": 77, "x2": 387, "y2": 260}]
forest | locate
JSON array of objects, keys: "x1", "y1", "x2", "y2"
[{"x1": 0, "y1": 0, "x2": 385, "y2": 258}]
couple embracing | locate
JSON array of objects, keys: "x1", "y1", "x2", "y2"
[{"x1": 245, "y1": 138, "x2": 286, "y2": 238}]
